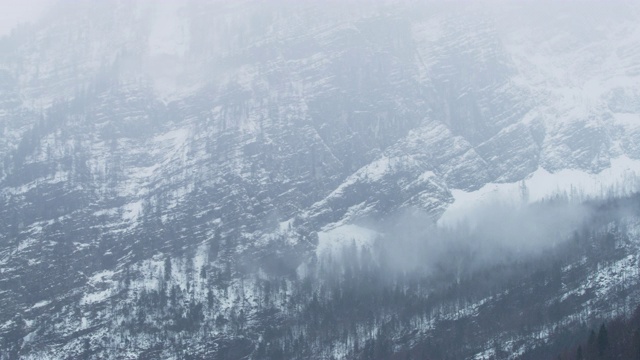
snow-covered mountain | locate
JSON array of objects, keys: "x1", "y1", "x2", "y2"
[{"x1": 1, "y1": 1, "x2": 640, "y2": 359}]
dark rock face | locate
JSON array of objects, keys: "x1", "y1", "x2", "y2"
[{"x1": 1, "y1": 1, "x2": 640, "y2": 359}]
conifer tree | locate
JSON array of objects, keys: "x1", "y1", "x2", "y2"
[
  {"x1": 597, "y1": 323, "x2": 609, "y2": 357},
  {"x1": 576, "y1": 345, "x2": 583, "y2": 360}
]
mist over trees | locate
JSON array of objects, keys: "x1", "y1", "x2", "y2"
[
  {"x1": 364, "y1": 198, "x2": 592, "y2": 277},
  {"x1": 4, "y1": 193, "x2": 638, "y2": 359}
]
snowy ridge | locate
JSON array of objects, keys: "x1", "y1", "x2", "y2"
[{"x1": 440, "y1": 156, "x2": 640, "y2": 226}]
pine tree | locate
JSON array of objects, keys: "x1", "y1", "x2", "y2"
[
  {"x1": 634, "y1": 329, "x2": 640, "y2": 360},
  {"x1": 209, "y1": 228, "x2": 221, "y2": 260},
  {"x1": 164, "y1": 257, "x2": 172, "y2": 281},
  {"x1": 597, "y1": 323, "x2": 609, "y2": 357},
  {"x1": 207, "y1": 289, "x2": 214, "y2": 308},
  {"x1": 587, "y1": 329, "x2": 597, "y2": 356}
]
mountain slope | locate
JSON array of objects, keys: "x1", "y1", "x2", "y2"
[{"x1": 1, "y1": 1, "x2": 640, "y2": 359}]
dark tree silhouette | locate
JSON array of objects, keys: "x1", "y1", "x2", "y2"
[{"x1": 597, "y1": 324, "x2": 609, "y2": 357}]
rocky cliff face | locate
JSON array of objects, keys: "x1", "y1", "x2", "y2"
[{"x1": 1, "y1": 1, "x2": 640, "y2": 359}]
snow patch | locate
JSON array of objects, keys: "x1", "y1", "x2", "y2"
[
  {"x1": 279, "y1": 218, "x2": 294, "y2": 232},
  {"x1": 122, "y1": 201, "x2": 143, "y2": 223},
  {"x1": 80, "y1": 289, "x2": 112, "y2": 305},
  {"x1": 89, "y1": 270, "x2": 115, "y2": 284},
  {"x1": 31, "y1": 300, "x2": 50, "y2": 309},
  {"x1": 440, "y1": 156, "x2": 640, "y2": 226},
  {"x1": 80, "y1": 270, "x2": 117, "y2": 305},
  {"x1": 154, "y1": 128, "x2": 190, "y2": 147}
]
